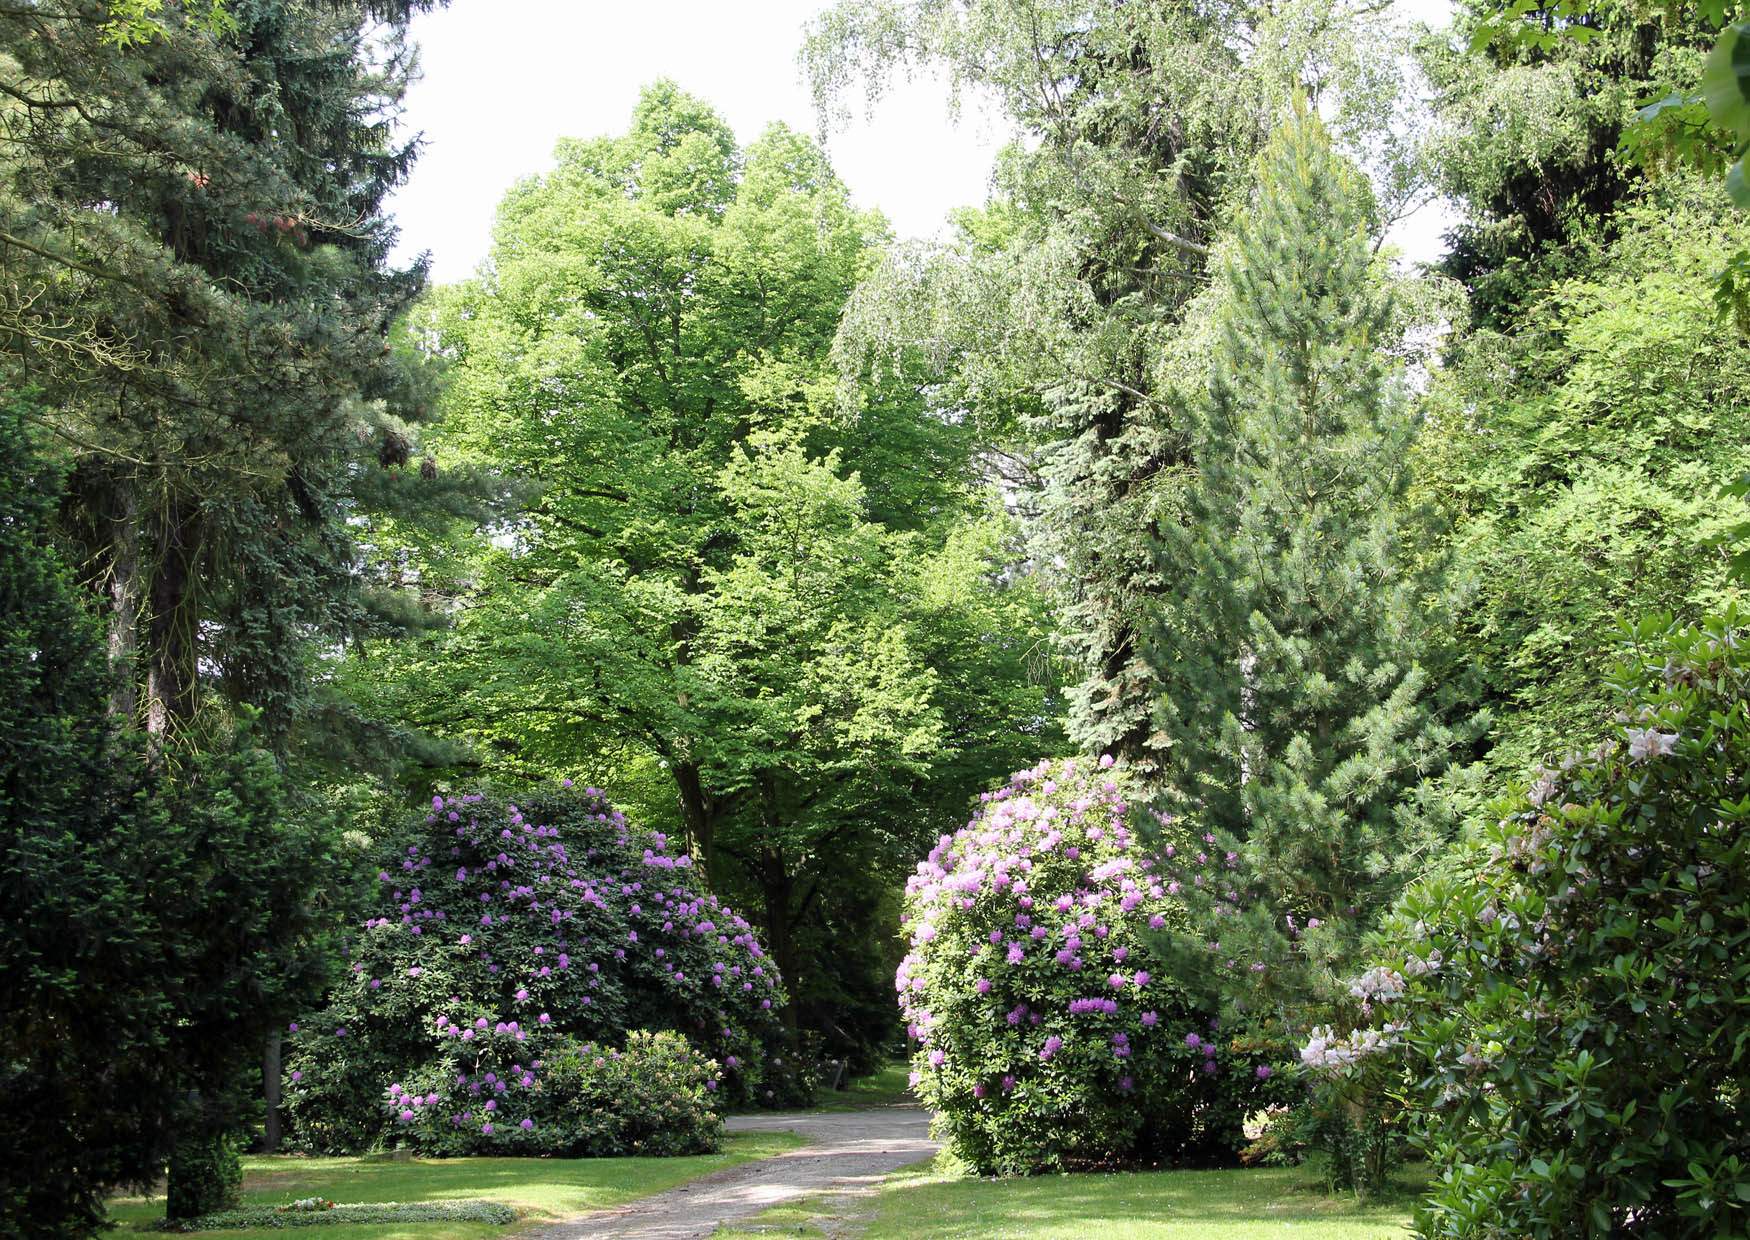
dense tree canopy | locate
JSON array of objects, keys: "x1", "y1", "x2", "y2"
[
  {"x1": 807, "y1": 0, "x2": 1433, "y2": 784},
  {"x1": 0, "y1": 0, "x2": 466, "y2": 753},
  {"x1": 343, "y1": 83, "x2": 1058, "y2": 1050},
  {"x1": 4, "y1": 0, "x2": 1749, "y2": 1230}
]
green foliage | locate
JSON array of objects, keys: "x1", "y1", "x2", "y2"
[
  {"x1": 1147, "y1": 106, "x2": 1477, "y2": 1013},
  {"x1": 1414, "y1": 182, "x2": 1750, "y2": 776},
  {"x1": 1703, "y1": 19, "x2": 1750, "y2": 203},
  {"x1": 898, "y1": 757, "x2": 1276, "y2": 1175},
  {"x1": 359, "y1": 83, "x2": 1057, "y2": 1051},
  {"x1": 807, "y1": 0, "x2": 1430, "y2": 784},
  {"x1": 166, "y1": 1134, "x2": 243, "y2": 1221},
  {"x1": 0, "y1": 401, "x2": 167, "y2": 1238},
  {"x1": 1360, "y1": 612, "x2": 1750, "y2": 1238},
  {"x1": 1265, "y1": 972, "x2": 1415, "y2": 1200},
  {"x1": 393, "y1": 1030, "x2": 724, "y2": 1158},
  {"x1": 99, "y1": 0, "x2": 234, "y2": 47},
  {"x1": 0, "y1": 0, "x2": 470, "y2": 758},
  {"x1": 0, "y1": 403, "x2": 342, "y2": 1238},
  {"x1": 1426, "y1": 0, "x2": 1718, "y2": 325}
]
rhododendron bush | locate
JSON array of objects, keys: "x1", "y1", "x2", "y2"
[
  {"x1": 1319, "y1": 614, "x2": 1750, "y2": 1236},
  {"x1": 284, "y1": 785, "x2": 787, "y2": 1154},
  {"x1": 389, "y1": 1029, "x2": 721, "y2": 1157},
  {"x1": 900, "y1": 757, "x2": 1276, "y2": 1174}
]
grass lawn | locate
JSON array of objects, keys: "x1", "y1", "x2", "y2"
[
  {"x1": 718, "y1": 1159, "x2": 1424, "y2": 1239},
  {"x1": 808, "y1": 1061, "x2": 916, "y2": 1112},
  {"x1": 103, "y1": 1130, "x2": 803, "y2": 1239}
]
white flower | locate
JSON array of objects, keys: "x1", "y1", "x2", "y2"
[
  {"x1": 1299, "y1": 1024, "x2": 1396, "y2": 1073},
  {"x1": 1625, "y1": 728, "x2": 1679, "y2": 762},
  {"x1": 1527, "y1": 774, "x2": 1559, "y2": 807},
  {"x1": 1348, "y1": 966, "x2": 1407, "y2": 1003},
  {"x1": 1403, "y1": 949, "x2": 1442, "y2": 978}
]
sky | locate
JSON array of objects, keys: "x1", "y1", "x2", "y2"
[{"x1": 387, "y1": 0, "x2": 1456, "y2": 286}]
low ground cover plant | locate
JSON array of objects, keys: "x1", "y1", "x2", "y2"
[
  {"x1": 899, "y1": 756, "x2": 1276, "y2": 1173},
  {"x1": 284, "y1": 785, "x2": 788, "y2": 1154}
]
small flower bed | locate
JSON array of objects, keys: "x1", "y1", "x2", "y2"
[
  {"x1": 276, "y1": 1198, "x2": 334, "y2": 1213},
  {"x1": 284, "y1": 784, "x2": 786, "y2": 1154},
  {"x1": 159, "y1": 1200, "x2": 515, "y2": 1231},
  {"x1": 899, "y1": 756, "x2": 1274, "y2": 1174}
]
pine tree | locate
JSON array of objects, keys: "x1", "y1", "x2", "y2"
[
  {"x1": 1150, "y1": 104, "x2": 1474, "y2": 1003},
  {"x1": 805, "y1": 0, "x2": 1435, "y2": 786}
]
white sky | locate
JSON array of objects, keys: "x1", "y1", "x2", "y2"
[{"x1": 388, "y1": 0, "x2": 1457, "y2": 286}]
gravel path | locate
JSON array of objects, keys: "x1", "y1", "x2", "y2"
[{"x1": 527, "y1": 1108, "x2": 938, "y2": 1239}]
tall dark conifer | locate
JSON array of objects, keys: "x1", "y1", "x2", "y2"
[
  {"x1": 0, "y1": 1, "x2": 467, "y2": 1217},
  {"x1": 0, "y1": 0, "x2": 462, "y2": 751}
]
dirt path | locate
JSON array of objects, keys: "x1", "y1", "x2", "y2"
[{"x1": 527, "y1": 1108, "x2": 938, "y2": 1239}]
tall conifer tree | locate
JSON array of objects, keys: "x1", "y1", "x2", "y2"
[{"x1": 1151, "y1": 105, "x2": 1472, "y2": 1000}]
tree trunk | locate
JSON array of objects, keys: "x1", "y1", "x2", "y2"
[
  {"x1": 145, "y1": 500, "x2": 201, "y2": 742},
  {"x1": 106, "y1": 486, "x2": 140, "y2": 722},
  {"x1": 673, "y1": 761, "x2": 717, "y2": 869},
  {"x1": 261, "y1": 1032, "x2": 282, "y2": 1153},
  {"x1": 758, "y1": 849, "x2": 800, "y2": 1034}
]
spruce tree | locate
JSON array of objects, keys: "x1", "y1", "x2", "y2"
[{"x1": 1150, "y1": 104, "x2": 1472, "y2": 1003}]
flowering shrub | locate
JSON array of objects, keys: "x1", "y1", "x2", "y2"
[
  {"x1": 899, "y1": 756, "x2": 1275, "y2": 1174},
  {"x1": 389, "y1": 1029, "x2": 721, "y2": 1157},
  {"x1": 1333, "y1": 613, "x2": 1750, "y2": 1236},
  {"x1": 1252, "y1": 965, "x2": 1411, "y2": 1198},
  {"x1": 284, "y1": 785, "x2": 786, "y2": 1154}
]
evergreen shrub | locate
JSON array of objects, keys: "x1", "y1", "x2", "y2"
[
  {"x1": 285, "y1": 786, "x2": 786, "y2": 1154},
  {"x1": 165, "y1": 1134, "x2": 242, "y2": 1221},
  {"x1": 899, "y1": 757, "x2": 1275, "y2": 1174}
]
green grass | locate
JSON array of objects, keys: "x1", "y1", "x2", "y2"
[
  {"x1": 717, "y1": 1158, "x2": 1424, "y2": 1239},
  {"x1": 808, "y1": 1060, "x2": 916, "y2": 1112},
  {"x1": 104, "y1": 1131, "x2": 804, "y2": 1239}
]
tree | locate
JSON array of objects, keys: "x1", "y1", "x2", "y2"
[
  {"x1": 1420, "y1": 0, "x2": 1720, "y2": 326},
  {"x1": 1, "y1": 0, "x2": 469, "y2": 1207},
  {"x1": 1409, "y1": 1, "x2": 1750, "y2": 776},
  {"x1": 806, "y1": 0, "x2": 1434, "y2": 783},
  {"x1": 1148, "y1": 106, "x2": 1476, "y2": 1009},
  {"x1": 1412, "y1": 178, "x2": 1750, "y2": 776},
  {"x1": 351, "y1": 85, "x2": 1058, "y2": 1049},
  {"x1": 0, "y1": 0, "x2": 461, "y2": 751},
  {"x1": 0, "y1": 399, "x2": 339, "y2": 1236}
]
